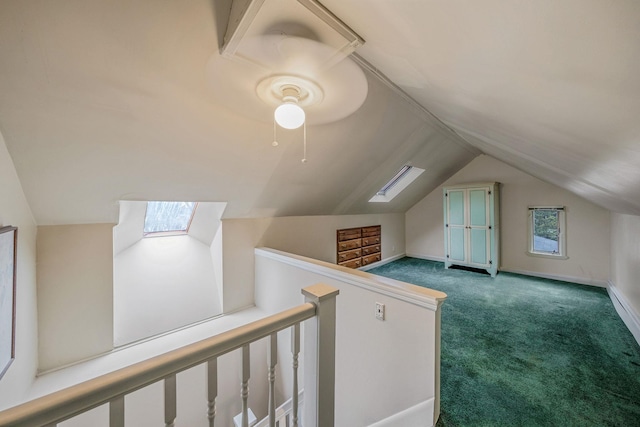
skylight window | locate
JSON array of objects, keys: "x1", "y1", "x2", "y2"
[
  {"x1": 369, "y1": 165, "x2": 425, "y2": 203},
  {"x1": 377, "y1": 165, "x2": 413, "y2": 196},
  {"x1": 143, "y1": 201, "x2": 197, "y2": 236}
]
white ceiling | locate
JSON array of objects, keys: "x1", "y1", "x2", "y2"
[{"x1": 0, "y1": 0, "x2": 638, "y2": 225}]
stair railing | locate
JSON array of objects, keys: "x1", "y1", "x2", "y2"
[{"x1": 0, "y1": 284, "x2": 339, "y2": 427}]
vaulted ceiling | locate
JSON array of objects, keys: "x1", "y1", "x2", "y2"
[{"x1": 1, "y1": 0, "x2": 638, "y2": 225}]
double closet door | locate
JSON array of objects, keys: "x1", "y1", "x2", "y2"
[{"x1": 443, "y1": 183, "x2": 499, "y2": 277}]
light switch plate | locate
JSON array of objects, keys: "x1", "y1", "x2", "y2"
[{"x1": 375, "y1": 302, "x2": 385, "y2": 321}]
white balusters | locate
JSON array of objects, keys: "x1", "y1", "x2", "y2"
[
  {"x1": 207, "y1": 358, "x2": 218, "y2": 427},
  {"x1": 109, "y1": 396, "x2": 125, "y2": 427},
  {"x1": 241, "y1": 344, "x2": 250, "y2": 427},
  {"x1": 291, "y1": 323, "x2": 300, "y2": 427},
  {"x1": 164, "y1": 374, "x2": 177, "y2": 427},
  {"x1": 267, "y1": 333, "x2": 277, "y2": 427},
  {"x1": 0, "y1": 285, "x2": 337, "y2": 427}
]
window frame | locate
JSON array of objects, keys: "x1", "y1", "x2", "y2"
[
  {"x1": 527, "y1": 206, "x2": 568, "y2": 259},
  {"x1": 369, "y1": 165, "x2": 425, "y2": 203},
  {"x1": 143, "y1": 201, "x2": 198, "y2": 238}
]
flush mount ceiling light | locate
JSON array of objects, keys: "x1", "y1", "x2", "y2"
[{"x1": 274, "y1": 85, "x2": 305, "y2": 129}]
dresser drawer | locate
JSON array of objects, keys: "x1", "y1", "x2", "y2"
[
  {"x1": 361, "y1": 244, "x2": 381, "y2": 256},
  {"x1": 337, "y1": 238, "x2": 362, "y2": 251},
  {"x1": 336, "y1": 225, "x2": 381, "y2": 269},
  {"x1": 362, "y1": 236, "x2": 381, "y2": 246},
  {"x1": 362, "y1": 226, "x2": 381, "y2": 237},
  {"x1": 338, "y1": 228, "x2": 362, "y2": 241},
  {"x1": 339, "y1": 258, "x2": 362, "y2": 269},
  {"x1": 337, "y1": 248, "x2": 362, "y2": 262},
  {"x1": 361, "y1": 253, "x2": 381, "y2": 266}
]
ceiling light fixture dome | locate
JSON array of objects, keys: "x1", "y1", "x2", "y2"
[{"x1": 274, "y1": 85, "x2": 305, "y2": 129}]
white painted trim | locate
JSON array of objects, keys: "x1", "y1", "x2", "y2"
[
  {"x1": 499, "y1": 267, "x2": 607, "y2": 287},
  {"x1": 406, "y1": 253, "x2": 446, "y2": 263},
  {"x1": 358, "y1": 253, "x2": 405, "y2": 271},
  {"x1": 367, "y1": 398, "x2": 435, "y2": 427},
  {"x1": 255, "y1": 248, "x2": 446, "y2": 311},
  {"x1": 607, "y1": 282, "x2": 640, "y2": 346}
]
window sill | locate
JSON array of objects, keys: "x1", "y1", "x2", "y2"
[{"x1": 526, "y1": 251, "x2": 569, "y2": 260}]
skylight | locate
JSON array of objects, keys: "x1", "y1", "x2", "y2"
[
  {"x1": 143, "y1": 201, "x2": 197, "y2": 236},
  {"x1": 376, "y1": 165, "x2": 413, "y2": 196},
  {"x1": 369, "y1": 165, "x2": 425, "y2": 203}
]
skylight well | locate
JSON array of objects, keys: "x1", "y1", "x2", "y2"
[
  {"x1": 369, "y1": 165, "x2": 425, "y2": 203},
  {"x1": 143, "y1": 201, "x2": 197, "y2": 237}
]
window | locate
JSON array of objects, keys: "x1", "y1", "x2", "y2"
[
  {"x1": 528, "y1": 206, "x2": 567, "y2": 259},
  {"x1": 369, "y1": 165, "x2": 425, "y2": 203},
  {"x1": 143, "y1": 201, "x2": 197, "y2": 237}
]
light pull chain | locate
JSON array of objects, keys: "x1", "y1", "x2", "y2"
[
  {"x1": 272, "y1": 117, "x2": 278, "y2": 147},
  {"x1": 272, "y1": 115, "x2": 308, "y2": 164},
  {"x1": 301, "y1": 121, "x2": 307, "y2": 163}
]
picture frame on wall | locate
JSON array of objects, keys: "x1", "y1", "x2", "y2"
[{"x1": 0, "y1": 226, "x2": 17, "y2": 380}]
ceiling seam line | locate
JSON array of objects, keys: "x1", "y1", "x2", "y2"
[{"x1": 350, "y1": 53, "x2": 481, "y2": 156}]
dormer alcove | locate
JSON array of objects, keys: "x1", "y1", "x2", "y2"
[{"x1": 113, "y1": 201, "x2": 227, "y2": 346}]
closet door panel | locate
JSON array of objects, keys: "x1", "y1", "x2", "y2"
[
  {"x1": 469, "y1": 189, "x2": 487, "y2": 226},
  {"x1": 448, "y1": 190, "x2": 465, "y2": 226},
  {"x1": 470, "y1": 228, "x2": 488, "y2": 265},
  {"x1": 449, "y1": 227, "x2": 466, "y2": 262}
]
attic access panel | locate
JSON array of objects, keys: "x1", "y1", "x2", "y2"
[
  {"x1": 210, "y1": 0, "x2": 369, "y2": 126},
  {"x1": 222, "y1": 0, "x2": 364, "y2": 67}
]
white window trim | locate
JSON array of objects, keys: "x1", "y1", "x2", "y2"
[
  {"x1": 527, "y1": 206, "x2": 569, "y2": 260},
  {"x1": 369, "y1": 166, "x2": 425, "y2": 203}
]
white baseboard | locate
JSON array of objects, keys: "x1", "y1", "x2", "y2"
[
  {"x1": 359, "y1": 253, "x2": 406, "y2": 271},
  {"x1": 405, "y1": 253, "x2": 445, "y2": 263},
  {"x1": 367, "y1": 398, "x2": 435, "y2": 427},
  {"x1": 405, "y1": 256, "x2": 609, "y2": 288},
  {"x1": 499, "y1": 267, "x2": 608, "y2": 288},
  {"x1": 607, "y1": 282, "x2": 640, "y2": 346}
]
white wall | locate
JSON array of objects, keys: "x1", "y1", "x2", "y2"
[
  {"x1": 254, "y1": 249, "x2": 445, "y2": 426},
  {"x1": 0, "y1": 131, "x2": 38, "y2": 409},
  {"x1": 221, "y1": 213, "x2": 406, "y2": 313},
  {"x1": 113, "y1": 201, "x2": 224, "y2": 346},
  {"x1": 610, "y1": 213, "x2": 640, "y2": 325},
  {"x1": 114, "y1": 235, "x2": 222, "y2": 345},
  {"x1": 406, "y1": 155, "x2": 610, "y2": 285},
  {"x1": 37, "y1": 224, "x2": 115, "y2": 371}
]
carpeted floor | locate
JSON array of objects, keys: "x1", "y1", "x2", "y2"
[{"x1": 368, "y1": 257, "x2": 640, "y2": 426}]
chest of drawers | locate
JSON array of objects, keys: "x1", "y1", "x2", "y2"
[{"x1": 336, "y1": 225, "x2": 381, "y2": 268}]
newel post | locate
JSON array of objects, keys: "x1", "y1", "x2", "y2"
[{"x1": 302, "y1": 283, "x2": 340, "y2": 427}]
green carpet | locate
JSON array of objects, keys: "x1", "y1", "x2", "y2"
[{"x1": 369, "y1": 257, "x2": 640, "y2": 426}]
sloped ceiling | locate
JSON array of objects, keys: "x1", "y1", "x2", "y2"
[
  {"x1": 0, "y1": 0, "x2": 638, "y2": 226},
  {"x1": 324, "y1": 0, "x2": 640, "y2": 215}
]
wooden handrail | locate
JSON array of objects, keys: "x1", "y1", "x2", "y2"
[{"x1": 0, "y1": 303, "x2": 317, "y2": 427}]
